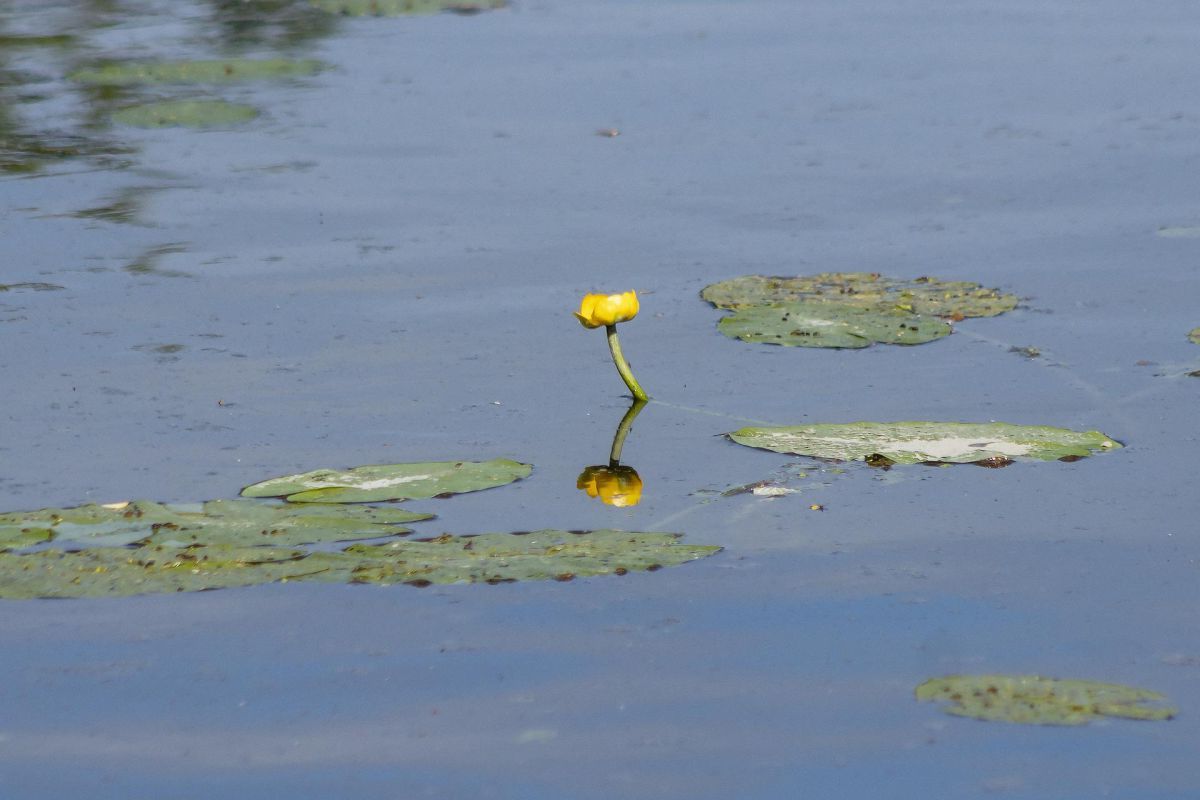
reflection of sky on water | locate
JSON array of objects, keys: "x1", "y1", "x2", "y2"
[{"x1": 2, "y1": 0, "x2": 1200, "y2": 797}]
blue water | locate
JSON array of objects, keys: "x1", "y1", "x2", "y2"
[{"x1": 2, "y1": 1, "x2": 1200, "y2": 797}]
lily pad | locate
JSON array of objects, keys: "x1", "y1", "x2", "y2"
[
  {"x1": 70, "y1": 59, "x2": 324, "y2": 85},
  {"x1": 241, "y1": 459, "x2": 533, "y2": 503},
  {"x1": 1189, "y1": 327, "x2": 1199, "y2": 345},
  {"x1": 310, "y1": 0, "x2": 506, "y2": 16},
  {"x1": 701, "y1": 273, "x2": 1018, "y2": 319},
  {"x1": 112, "y1": 100, "x2": 259, "y2": 128},
  {"x1": 0, "y1": 499, "x2": 430, "y2": 549},
  {"x1": 728, "y1": 421, "x2": 1120, "y2": 465},
  {"x1": 0, "y1": 530, "x2": 720, "y2": 598},
  {"x1": 0, "y1": 545, "x2": 320, "y2": 599},
  {"x1": 916, "y1": 675, "x2": 1176, "y2": 725},
  {"x1": 716, "y1": 302, "x2": 950, "y2": 348},
  {"x1": 304, "y1": 529, "x2": 722, "y2": 586}
]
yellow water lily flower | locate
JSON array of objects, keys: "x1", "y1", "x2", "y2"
[
  {"x1": 574, "y1": 291, "x2": 639, "y2": 329},
  {"x1": 576, "y1": 465, "x2": 643, "y2": 507}
]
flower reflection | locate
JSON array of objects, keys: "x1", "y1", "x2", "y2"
[{"x1": 576, "y1": 465, "x2": 643, "y2": 507}]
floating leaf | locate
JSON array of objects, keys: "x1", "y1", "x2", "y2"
[
  {"x1": 70, "y1": 59, "x2": 324, "y2": 85},
  {"x1": 303, "y1": 529, "x2": 722, "y2": 586},
  {"x1": 241, "y1": 459, "x2": 532, "y2": 503},
  {"x1": 310, "y1": 0, "x2": 506, "y2": 16},
  {"x1": 0, "y1": 545, "x2": 320, "y2": 599},
  {"x1": 0, "y1": 282, "x2": 65, "y2": 292},
  {"x1": 113, "y1": 100, "x2": 259, "y2": 128},
  {"x1": 0, "y1": 530, "x2": 719, "y2": 598},
  {"x1": 716, "y1": 302, "x2": 950, "y2": 348},
  {"x1": 1189, "y1": 327, "x2": 1199, "y2": 345},
  {"x1": 0, "y1": 499, "x2": 430, "y2": 549},
  {"x1": 916, "y1": 675, "x2": 1176, "y2": 725},
  {"x1": 701, "y1": 273, "x2": 1018, "y2": 318},
  {"x1": 728, "y1": 421, "x2": 1120, "y2": 465}
]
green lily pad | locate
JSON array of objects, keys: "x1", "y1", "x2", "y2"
[
  {"x1": 0, "y1": 530, "x2": 720, "y2": 598},
  {"x1": 916, "y1": 675, "x2": 1176, "y2": 725},
  {"x1": 1189, "y1": 327, "x2": 1199, "y2": 345},
  {"x1": 701, "y1": 273, "x2": 1018, "y2": 318},
  {"x1": 310, "y1": 0, "x2": 506, "y2": 16},
  {"x1": 0, "y1": 545, "x2": 321, "y2": 599},
  {"x1": 716, "y1": 302, "x2": 950, "y2": 348},
  {"x1": 70, "y1": 59, "x2": 324, "y2": 85},
  {"x1": 0, "y1": 499, "x2": 430, "y2": 549},
  {"x1": 303, "y1": 529, "x2": 722, "y2": 586},
  {"x1": 241, "y1": 459, "x2": 533, "y2": 503},
  {"x1": 728, "y1": 421, "x2": 1120, "y2": 465},
  {"x1": 113, "y1": 100, "x2": 259, "y2": 128}
]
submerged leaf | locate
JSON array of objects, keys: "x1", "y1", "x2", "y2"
[
  {"x1": 0, "y1": 499, "x2": 429, "y2": 548},
  {"x1": 310, "y1": 0, "x2": 506, "y2": 16},
  {"x1": 728, "y1": 421, "x2": 1120, "y2": 465},
  {"x1": 241, "y1": 459, "x2": 533, "y2": 503},
  {"x1": 0, "y1": 545, "x2": 319, "y2": 599},
  {"x1": 701, "y1": 273, "x2": 1018, "y2": 318},
  {"x1": 1189, "y1": 327, "x2": 1200, "y2": 345},
  {"x1": 1156, "y1": 226, "x2": 1200, "y2": 239},
  {"x1": 305, "y1": 529, "x2": 721, "y2": 585},
  {"x1": 113, "y1": 100, "x2": 259, "y2": 128},
  {"x1": 70, "y1": 59, "x2": 324, "y2": 85},
  {"x1": 716, "y1": 302, "x2": 950, "y2": 348},
  {"x1": 0, "y1": 282, "x2": 65, "y2": 292},
  {"x1": 916, "y1": 675, "x2": 1176, "y2": 725}
]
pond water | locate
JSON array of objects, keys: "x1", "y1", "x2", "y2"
[{"x1": 2, "y1": 0, "x2": 1199, "y2": 797}]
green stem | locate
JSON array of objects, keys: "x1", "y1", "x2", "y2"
[
  {"x1": 608, "y1": 398, "x2": 647, "y2": 466},
  {"x1": 605, "y1": 324, "x2": 649, "y2": 402}
]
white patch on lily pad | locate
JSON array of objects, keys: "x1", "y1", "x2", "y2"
[{"x1": 728, "y1": 422, "x2": 1121, "y2": 465}]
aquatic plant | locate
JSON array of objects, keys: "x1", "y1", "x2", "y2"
[
  {"x1": 575, "y1": 291, "x2": 648, "y2": 401},
  {"x1": 916, "y1": 674, "x2": 1176, "y2": 725}
]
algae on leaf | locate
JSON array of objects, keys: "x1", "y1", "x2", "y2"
[
  {"x1": 717, "y1": 302, "x2": 950, "y2": 348},
  {"x1": 728, "y1": 421, "x2": 1120, "y2": 465},
  {"x1": 70, "y1": 59, "x2": 324, "y2": 85},
  {"x1": 113, "y1": 100, "x2": 259, "y2": 128},
  {"x1": 701, "y1": 273, "x2": 1018, "y2": 318},
  {"x1": 0, "y1": 499, "x2": 430, "y2": 549},
  {"x1": 916, "y1": 675, "x2": 1176, "y2": 725},
  {"x1": 241, "y1": 459, "x2": 533, "y2": 503},
  {"x1": 310, "y1": 0, "x2": 506, "y2": 16},
  {"x1": 304, "y1": 529, "x2": 722, "y2": 586}
]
